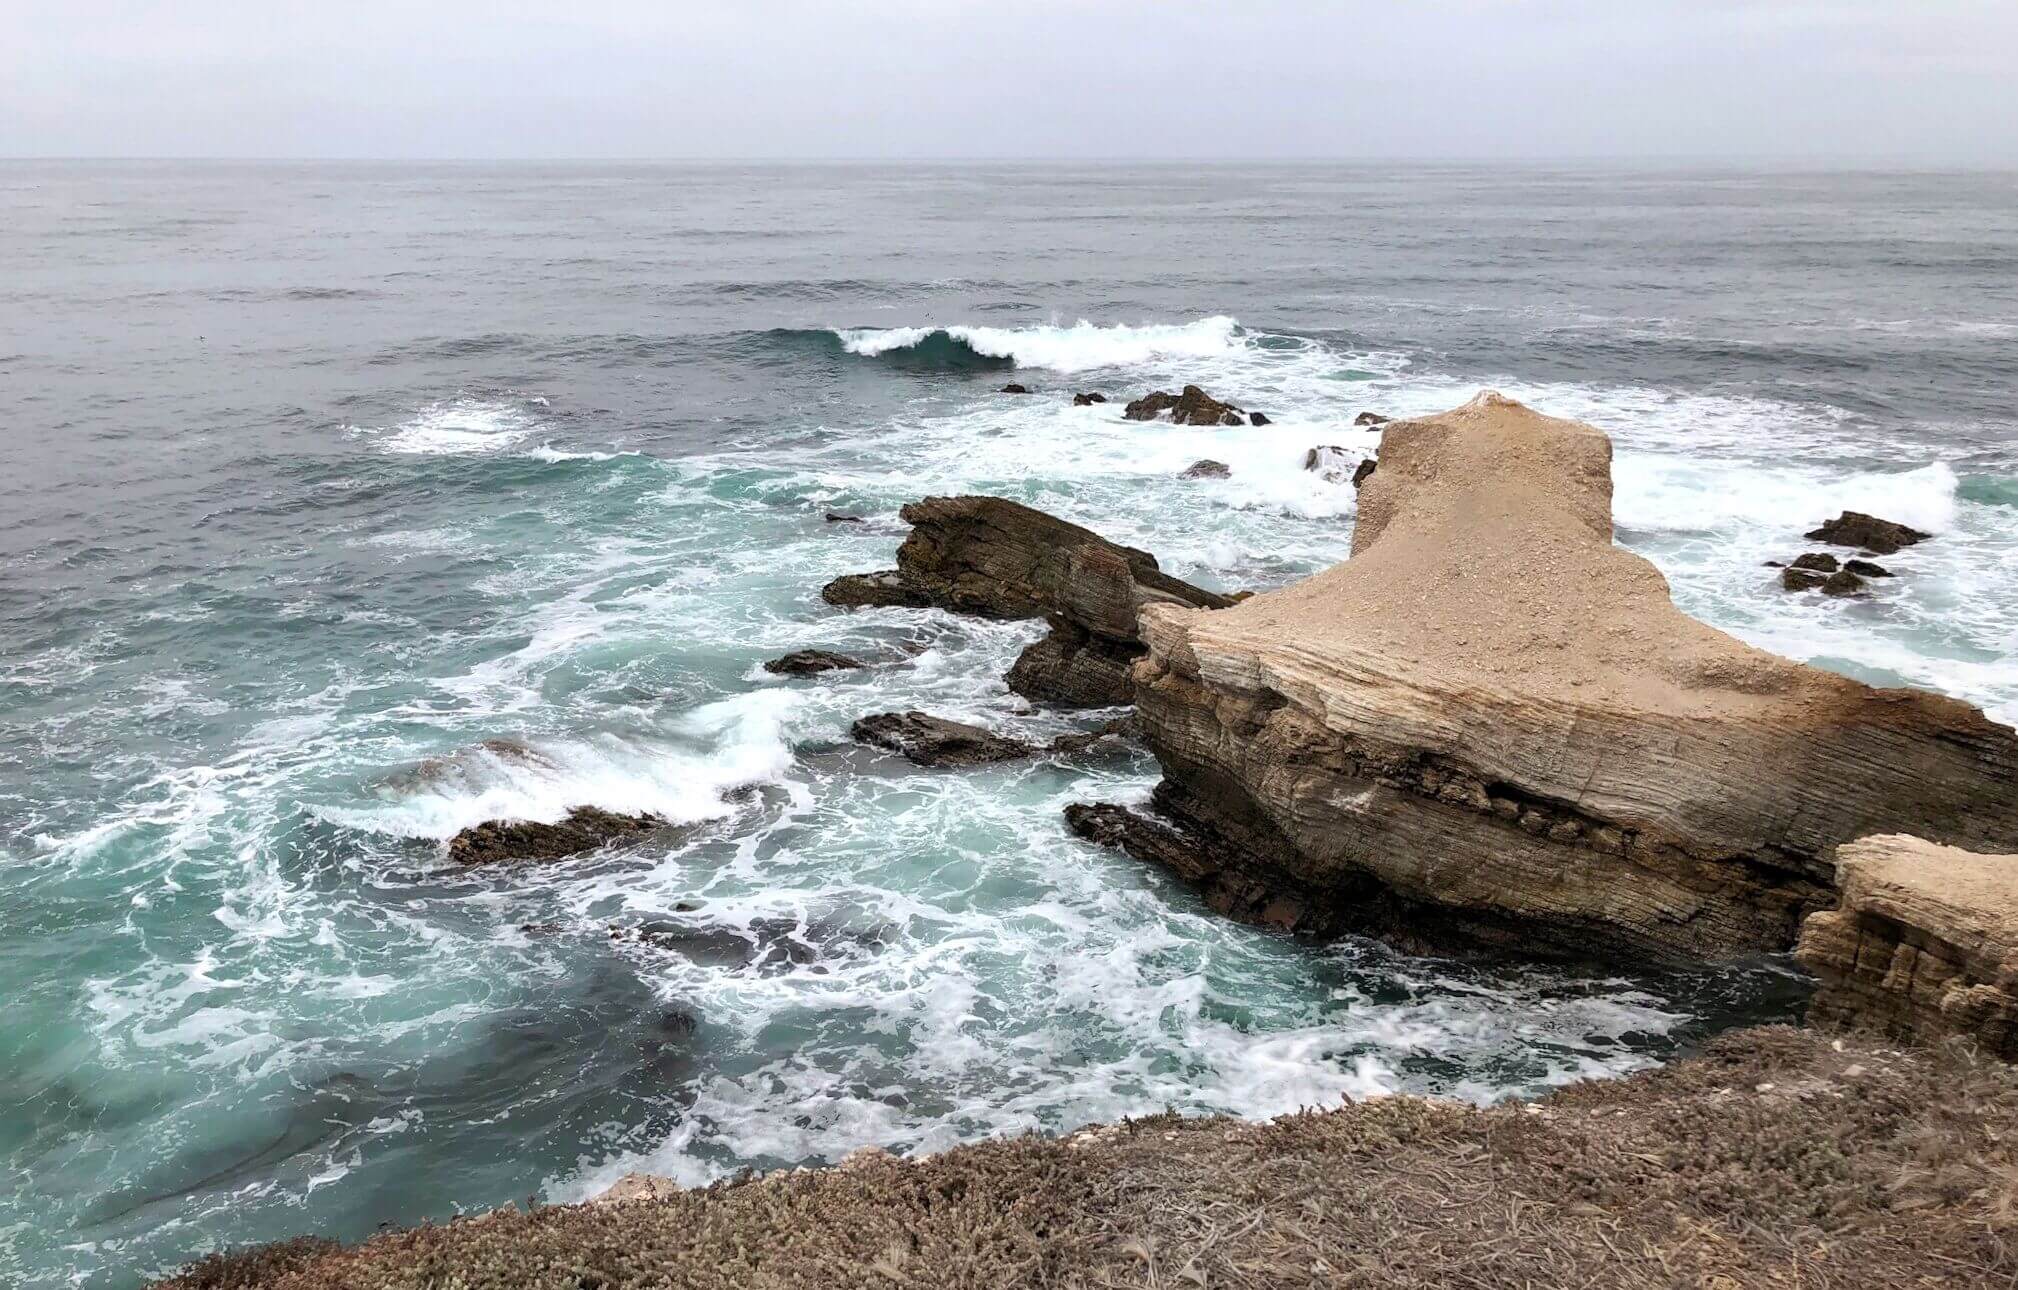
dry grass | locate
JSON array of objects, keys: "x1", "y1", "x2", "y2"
[{"x1": 151, "y1": 1026, "x2": 2018, "y2": 1289}]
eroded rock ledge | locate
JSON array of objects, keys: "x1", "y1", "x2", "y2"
[
  {"x1": 825, "y1": 495, "x2": 1231, "y2": 706},
  {"x1": 1131, "y1": 393, "x2": 2018, "y2": 963},
  {"x1": 1799, "y1": 834, "x2": 2018, "y2": 1056}
]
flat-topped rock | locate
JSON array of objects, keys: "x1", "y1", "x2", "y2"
[
  {"x1": 1132, "y1": 392, "x2": 2018, "y2": 962},
  {"x1": 448, "y1": 806, "x2": 671, "y2": 866},
  {"x1": 1798, "y1": 834, "x2": 2018, "y2": 1056},
  {"x1": 851, "y1": 711, "x2": 1034, "y2": 767}
]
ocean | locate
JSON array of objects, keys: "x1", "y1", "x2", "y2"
[{"x1": 2, "y1": 161, "x2": 2013, "y2": 1287}]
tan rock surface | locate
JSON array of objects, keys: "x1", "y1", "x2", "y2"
[
  {"x1": 1132, "y1": 392, "x2": 2018, "y2": 960},
  {"x1": 1798, "y1": 834, "x2": 2018, "y2": 1055}
]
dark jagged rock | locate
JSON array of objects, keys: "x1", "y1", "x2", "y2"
[
  {"x1": 1822, "y1": 570, "x2": 1866, "y2": 596},
  {"x1": 821, "y1": 569, "x2": 932, "y2": 610},
  {"x1": 1006, "y1": 623, "x2": 1136, "y2": 707},
  {"x1": 1354, "y1": 411, "x2": 1390, "y2": 427},
  {"x1": 763, "y1": 649, "x2": 864, "y2": 676},
  {"x1": 824, "y1": 511, "x2": 864, "y2": 524},
  {"x1": 1047, "y1": 716, "x2": 1140, "y2": 756},
  {"x1": 1352, "y1": 458, "x2": 1377, "y2": 488},
  {"x1": 1806, "y1": 511, "x2": 1930, "y2": 555},
  {"x1": 1072, "y1": 392, "x2": 1107, "y2": 406},
  {"x1": 1124, "y1": 384, "x2": 1244, "y2": 427},
  {"x1": 1064, "y1": 798, "x2": 1326, "y2": 932},
  {"x1": 1248, "y1": 412, "x2": 1271, "y2": 426},
  {"x1": 1181, "y1": 459, "x2": 1230, "y2": 479},
  {"x1": 850, "y1": 711, "x2": 1034, "y2": 767},
  {"x1": 448, "y1": 806, "x2": 670, "y2": 866},
  {"x1": 1789, "y1": 552, "x2": 1839, "y2": 573},
  {"x1": 1000, "y1": 383, "x2": 1030, "y2": 395},
  {"x1": 1781, "y1": 567, "x2": 1829, "y2": 592},
  {"x1": 1132, "y1": 392, "x2": 2018, "y2": 963},
  {"x1": 1845, "y1": 558, "x2": 1893, "y2": 577}
]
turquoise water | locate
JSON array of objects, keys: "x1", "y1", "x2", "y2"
[{"x1": 3, "y1": 163, "x2": 2014, "y2": 1286}]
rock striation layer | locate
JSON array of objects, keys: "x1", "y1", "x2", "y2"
[
  {"x1": 1798, "y1": 834, "x2": 2018, "y2": 1056},
  {"x1": 825, "y1": 496, "x2": 1231, "y2": 707},
  {"x1": 1130, "y1": 392, "x2": 2018, "y2": 962}
]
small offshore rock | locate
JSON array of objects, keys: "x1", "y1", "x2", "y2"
[
  {"x1": 1072, "y1": 392, "x2": 1107, "y2": 406},
  {"x1": 999, "y1": 383, "x2": 1030, "y2": 395},
  {"x1": 1821, "y1": 570, "x2": 1866, "y2": 596},
  {"x1": 1845, "y1": 558, "x2": 1893, "y2": 577},
  {"x1": 820, "y1": 569, "x2": 931, "y2": 610},
  {"x1": 1781, "y1": 567, "x2": 1828, "y2": 592},
  {"x1": 824, "y1": 511, "x2": 865, "y2": 524},
  {"x1": 850, "y1": 711, "x2": 1035, "y2": 767},
  {"x1": 1047, "y1": 716, "x2": 1140, "y2": 756},
  {"x1": 1354, "y1": 411, "x2": 1391, "y2": 427},
  {"x1": 762, "y1": 649, "x2": 865, "y2": 676},
  {"x1": 1352, "y1": 458, "x2": 1377, "y2": 488},
  {"x1": 1181, "y1": 459, "x2": 1231, "y2": 479},
  {"x1": 1789, "y1": 552, "x2": 1839, "y2": 573},
  {"x1": 449, "y1": 806, "x2": 668, "y2": 866},
  {"x1": 1248, "y1": 411, "x2": 1271, "y2": 426},
  {"x1": 1124, "y1": 384, "x2": 1244, "y2": 427},
  {"x1": 1805, "y1": 510, "x2": 1930, "y2": 555}
]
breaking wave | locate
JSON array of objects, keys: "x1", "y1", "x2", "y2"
[{"x1": 814, "y1": 316, "x2": 1247, "y2": 374}]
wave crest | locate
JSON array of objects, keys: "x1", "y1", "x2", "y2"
[{"x1": 824, "y1": 316, "x2": 1245, "y2": 374}]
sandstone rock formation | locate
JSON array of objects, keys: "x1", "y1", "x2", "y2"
[
  {"x1": 1798, "y1": 835, "x2": 2018, "y2": 1057},
  {"x1": 850, "y1": 711, "x2": 1034, "y2": 767},
  {"x1": 824, "y1": 496, "x2": 1231, "y2": 707},
  {"x1": 1807, "y1": 511, "x2": 1929, "y2": 555},
  {"x1": 1123, "y1": 384, "x2": 1245, "y2": 426},
  {"x1": 1129, "y1": 392, "x2": 2018, "y2": 962},
  {"x1": 448, "y1": 806, "x2": 671, "y2": 866}
]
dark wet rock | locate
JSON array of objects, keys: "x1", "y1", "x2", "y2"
[
  {"x1": 1822, "y1": 570, "x2": 1867, "y2": 596},
  {"x1": 1047, "y1": 716, "x2": 1141, "y2": 756},
  {"x1": 1248, "y1": 411, "x2": 1271, "y2": 426},
  {"x1": 1072, "y1": 392, "x2": 1107, "y2": 406},
  {"x1": 614, "y1": 914, "x2": 891, "y2": 977},
  {"x1": 1352, "y1": 458, "x2": 1377, "y2": 488},
  {"x1": 1763, "y1": 560, "x2": 1786, "y2": 568},
  {"x1": 1064, "y1": 798, "x2": 1325, "y2": 932},
  {"x1": 1845, "y1": 558, "x2": 1893, "y2": 577},
  {"x1": 1303, "y1": 445, "x2": 1356, "y2": 483},
  {"x1": 449, "y1": 806, "x2": 670, "y2": 866},
  {"x1": 1781, "y1": 567, "x2": 1829, "y2": 592},
  {"x1": 824, "y1": 511, "x2": 865, "y2": 524},
  {"x1": 1806, "y1": 511, "x2": 1930, "y2": 555},
  {"x1": 1124, "y1": 384, "x2": 1244, "y2": 427},
  {"x1": 850, "y1": 711, "x2": 1034, "y2": 767},
  {"x1": 1789, "y1": 552, "x2": 1839, "y2": 573},
  {"x1": 821, "y1": 569, "x2": 932, "y2": 610},
  {"x1": 1181, "y1": 459, "x2": 1231, "y2": 479},
  {"x1": 762, "y1": 649, "x2": 865, "y2": 676},
  {"x1": 999, "y1": 383, "x2": 1030, "y2": 395},
  {"x1": 1355, "y1": 411, "x2": 1390, "y2": 427},
  {"x1": 1006, "y1": 624, "x2": 1138, "y2": 708}
]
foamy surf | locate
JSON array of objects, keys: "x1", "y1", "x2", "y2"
[
  {"x1": 833, "y1": 316, "x2": 1246, "y2": 373},
  {"x1": 362, "y1": 397, "x2": 543, "y2": 455}
]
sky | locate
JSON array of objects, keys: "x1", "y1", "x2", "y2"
[{"x1": 4, "y1": 0, "x2": 2016, "y2": 162}]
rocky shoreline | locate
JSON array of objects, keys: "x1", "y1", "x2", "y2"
[{"x1": 169, "y1": 388, "x2": 2018, "y2": 1286}]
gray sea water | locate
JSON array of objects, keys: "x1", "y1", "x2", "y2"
[{"x1": 3, "y1": 162, "x2": 2015, "y2": 1287}]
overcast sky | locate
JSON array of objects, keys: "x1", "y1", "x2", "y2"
[{"x1": 5, "y1": 0, "x2": 2015, "y2": 162}]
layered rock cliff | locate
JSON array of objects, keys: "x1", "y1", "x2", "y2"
[
  {"x1": 1130, "y1": 393, "x2": 2018, "y2": 962},
  {"x1": 826, "y1": 496, "x2": 1231, "y2": 706},
  {"x1": 1798, "y1": 834, "x2": 2018, "y2": 1055}
]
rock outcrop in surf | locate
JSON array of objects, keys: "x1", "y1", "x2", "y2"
[
  {"x1": 1798, "y1": 834, "x2": 2018, "y2": 1056},
  {"x1": 824, "y1": 496, "x2": 1232, "y2": 707},
  {"x1": 1123, "y1": 384, "x2": 1245, "y2": 427},
  {"x1": 448, "y1": 806, "x2": 671, "y2": 866},
  {"x1": 851, "y1": 712, "x2": 1034, "y2": 767},
  {"x1": 1127, "y1": 393, "x2": 2018, "y2": 962}
]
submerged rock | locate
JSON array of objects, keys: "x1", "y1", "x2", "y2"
[
  {"x1": 1845, "y1": 558, "x2": 1893, "y2": 577},
  {"x1": 1065, "y1": 799, "x2": 1320, "y2": 932},
  {"x1": 1123, "y1": 384, "x2": 1245, "y2": 427},
  {"x1": 1806, "y1": 510, "x2": 1930, "y2": 555},
  {"x1": 763, "y1": 649, "x2": 865, "y2": 676},
  {"x1": 824, "y1": 511, "x2": 865, "y2": 524},
  {"x1": 1047, "y1": 715, "x2": 1140, "y2": 756},
  {"x1": 1354, "y1": 410, "x2": 1390, "y2": 427},
  {"x1": 448, "y1": 806, "x2": 670, "y2": 866},
  {"x1": 821, "y1": 569, "x2": 933, "y2": 610},
  {"x1": 1130, "y1": 392, "x2": 2018, "y2": 962},
  {"x1": 850, "y1": 711, "x2": 1034, "y2": 767},
  {"x1": 1181, "y1": 459, "x2": 1230, "y2": 479},
  {"x1": 1248, "y1": 411, "x2": 1271, "y2": 426},
  {"x1": 1072, "y1": 391, "x2": 1108, "y2": 406},
  {"x1": 999, "y1": 383, "x2": 1030, "y2": 395},
  {"x1": 1799, "y1": 834, "x2": 2018, "y2": 1058}
]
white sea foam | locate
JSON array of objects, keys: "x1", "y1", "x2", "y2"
[{"x1": 363, "y1": 397, "x2": 540, "y2": 455}]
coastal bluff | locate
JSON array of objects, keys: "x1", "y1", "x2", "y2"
[{"x1": 1131, "y1": 392, "x2": 2018, "y2": 962}]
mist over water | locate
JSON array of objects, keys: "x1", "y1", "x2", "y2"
[{"x1": 3, "y1": 162, "x2": 2014, "y2": 1287}]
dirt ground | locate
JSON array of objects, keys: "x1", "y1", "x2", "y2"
[{"x1": 153, "y1": 1025, "x2": 2018, "y2": 1289}]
